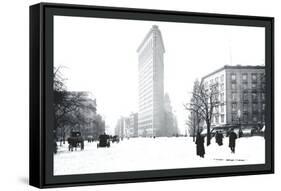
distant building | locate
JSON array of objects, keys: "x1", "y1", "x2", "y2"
[
  {"x1": 129, "y1": 113, "x2": 138, "y2": 137},
  {"x1": 137, "y1": 25, "x2": 165, "y2": 137},
  {"x1": 163, "y1": 94, "x2": 178, "y2": 136},
  {"x1": 55, "y1": 91, "x2": 106, "y2": 140},
  {"x1": 69, "y1": 92, "x2": 106, "y2": 139},
  {"x1": 201, "y1": 65, "x2": 265, "y2": 129},
  {"x1": 115, "y1": 117, "x2": 130, "y2": 138}
]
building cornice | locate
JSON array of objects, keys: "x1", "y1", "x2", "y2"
[{"x1": 201, "y1": 65, "x2": 265, "y2": 81}]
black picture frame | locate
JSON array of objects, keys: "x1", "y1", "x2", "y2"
[{"x1": 29, "y1": 2, "x2": 274, "y2": 188}]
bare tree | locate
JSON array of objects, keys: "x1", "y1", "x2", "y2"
[
  {"x1": 53, "y1": 67, "x2": 95, "y2": 144},
  {"x1": 184, "y1": 79, "x2": 218, "y2": 146},
  {"x1": 186, "y1": 110, "x2": 202, "y2": 142},
  {"x1": 185, "y1": 80, "x2": 202, "y2": 142}
]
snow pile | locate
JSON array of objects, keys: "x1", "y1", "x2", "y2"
[{"x1": 54, "y1": 136, "x2": 265, "y2": 175}]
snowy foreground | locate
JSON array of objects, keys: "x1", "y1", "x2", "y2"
[{"x1": 54, "y1": 136, "x2": 265, "y2": 175}]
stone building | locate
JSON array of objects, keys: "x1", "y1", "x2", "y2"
[
  {"x1": 201, "y1": 65, "x2": 265, "y2": 129},
  {"x1": 55, "y1": 91, "x2": 106, "y2": 141}
]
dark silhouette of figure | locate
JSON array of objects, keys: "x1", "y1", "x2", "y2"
[
  {"x1": 196, "y1": 133, "x2": 205, "y2": 158},
  {"x1": 219, "y1": 132, "x2": 223, "y2": 145},
  {"x1": 229, "y1": 130, "x2": 237, "y2": 153},
  {"x1": 215, "y1": 131, "x2": 223, "y2": 146},
  {"x1": 238, "y1": 128, "x2": 243, "y2": 138},
  {"x1": 54, "y1": 140, "x2": 57, "y2": 154},
  {"x1": 81, "y1": 140, "x2": 84, "y2": 150},
  {"x1": 215, "y1": 131, "x2": 219, "y2": 144}
]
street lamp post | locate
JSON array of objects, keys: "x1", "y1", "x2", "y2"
[
  {"x1": 237, "y1": 109, "x2": 241, "y2": 124},
  {"x1": 237, "y1": 109, "x2": 242, "y2": 137}
]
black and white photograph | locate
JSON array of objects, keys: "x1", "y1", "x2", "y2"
[
  {"x1": 53, "y1": 15, "x2": 267, "y2": 175},
  {"x1": 1, "y1": 0, "x2": 279, "y2": 190}
]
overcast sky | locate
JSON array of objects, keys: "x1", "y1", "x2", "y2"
[{"x1": 54, "y1": 16, "x2": 265, "y2": 134}]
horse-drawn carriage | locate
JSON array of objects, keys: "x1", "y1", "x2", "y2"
[
  {"x1": 97, "y1": 133, "x2": 110, "y2": 148},
  {"x1": 67, "y1": 131, "x2": 84, "y2": 151}
]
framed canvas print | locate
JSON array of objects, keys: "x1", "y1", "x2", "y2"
[{"x1": 29, "y1": 2, "x2": 274, "y2": 188}]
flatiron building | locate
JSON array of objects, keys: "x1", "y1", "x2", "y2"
[{"x1": 137, "y1": 25, "x2": 165, "y2": 137}]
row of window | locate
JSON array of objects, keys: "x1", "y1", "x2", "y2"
[
  {"x1": 205, "y1": 73, "x2": 265, "y2": 90},
  {"x1": 208, "y1": 74, "x2": 225, "y2": 85},
  {"x1": 139, "y1": 83, "x2": 153, "y2": 99},
  {"x1": 138, "y1": 125, "x2": 153, "y2": 131},
  {"x1": 208, "y1": 90, "x2": 265, "y2": 104},
  {"x1": 206, "y1": 72, "x2": 265, "y2": 91},
  {"x1": 139, "y1": 57, "x2": 152, "y2": 74},
  {"x1": 231, "y1": 92, "x2": 266, "y2": 101},
  {"x1": 205, "y1": 82, "x2": 224, "y2": 91},
  {"x1": 212, "y1": 114, "x2": 225, "y2": 123},
  {"x1": 213, "y1": 105, "x2": 224, "y2": 114},
  {"x1": 231, "y1": 113, "x2": 265, "y2": 123},
  {"x1": 250, "y1": 92, "x2": 260, "y2": 100},
  {"x1": 139, "y1": 112, "x2": 153, "y2": 120},
  {"x1": 230, "y1": 82, "x2": 265, "y2": 90},
  {"x1": 231, "y1": 73, "x2": 264, "y2": 82},
  {"x1": 139, "y1": 65, "x2": 153, "y2": 86},
  {"x1": 214, "y1": 91, "x2": 261, "y2": 103},
  {"x1": 139, "y1": 102, "x2": 153, "y2": 111},
  {"x1": 139, "y1": 91, "x2": 152, "y2": 102},
  {"x1": 231, "y1": 103, "x2": 265, "y2": 112},
  {"x1": 138, "y1": 119, "x2": 153, "y2": 126},
  {"x1": 213, "y1": 102, "x2": 265, "y2": 118},
  {"x1": 212, "y1": 113, "x2": 265, "y2": 124}
]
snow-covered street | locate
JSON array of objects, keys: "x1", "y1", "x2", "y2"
[{"x1": 54, "y1": 136, "x2": 265, "y2": 175}]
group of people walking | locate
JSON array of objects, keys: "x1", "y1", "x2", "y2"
[{"x1": 195, "y1": 129, "x2": 238, "y2": 158}]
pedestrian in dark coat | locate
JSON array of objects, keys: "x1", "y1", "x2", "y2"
[
  {"x1": 215, "y1": 131, "x2": 219, "y2": 144},
  {"x1": 229, "y1": 130, "x2": 237, "y2": 153},
  {"x1": 81, "y1": 140, "x2": 84, "y2": 150},
  {"x1": 218, "y1": 131, "x2": 223, "y2": 146},
  {"x1": 54, "y1": 140, "x2": 57, "y2": 154},
  {"x1": 196, "y1": 133, "x2": 205, "y2": 158},
  {"x1": 215, "y1": 131, "x2": 223, "y2": 146}
]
